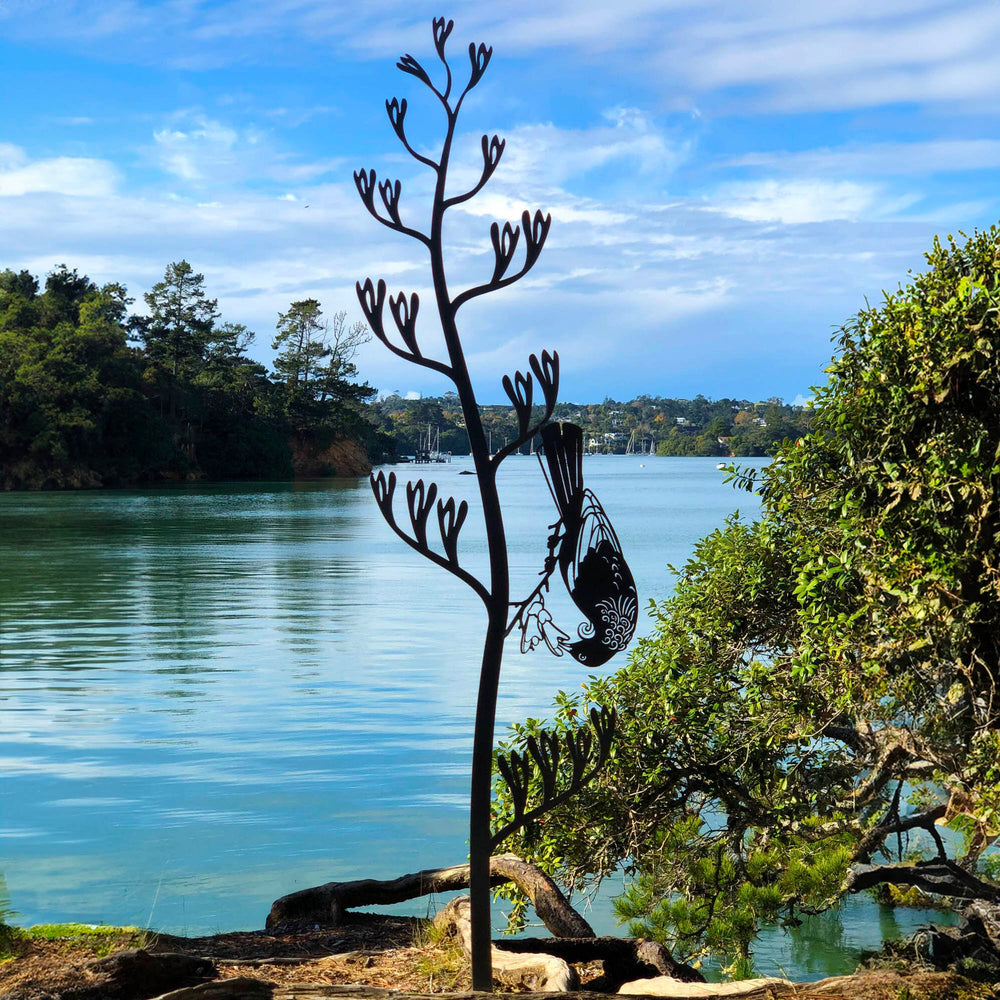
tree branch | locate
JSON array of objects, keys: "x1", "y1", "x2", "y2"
[
  {"x1": 835, "y1": 739, "x2": 911, "y2": 812},
  {"x1": 846, "y1": 858, "x2": 1000, "y2": 901},
  {"x1": 370, "y1": 329, "x2": 452, "y2": 378},
  {"x1": 490, "y1": 351, "x2": 562, "y2": 468},
  {"x1": 267, "y1": 854, "x2": 591, "y2": 938},
  {"x1": 492, "y1": 708, "x2": 616, "y2": 851},
  {"x1": 853, "y1": 804, "x2": 949, "y2": 864},
  {"x1": 431, "y1": 18, "x2": 455, "y2": 102}
]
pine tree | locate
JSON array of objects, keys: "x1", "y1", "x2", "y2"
[{"x1": 141, "y1": 260, "x2": 219, "y2": 380}]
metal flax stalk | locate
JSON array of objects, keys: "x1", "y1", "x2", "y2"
[{"x1": 356, "y1": 19, "x2": 635, "y2": 991}]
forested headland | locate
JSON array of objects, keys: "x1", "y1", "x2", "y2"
[
  {"x1": 1, "y1": 260, "x2": 810, "y2": 491},
  {"x1": 0, "y1": 261, "x2": 393, "y2": 490}
]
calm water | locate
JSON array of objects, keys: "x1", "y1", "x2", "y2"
[{"x1": 0, "y1": 457, "x2": 950, "y2": 979}]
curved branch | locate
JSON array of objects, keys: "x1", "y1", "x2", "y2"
[
  {"x1": 492, "y1": 422, "x2": 544, "y2": 466},
  {"x1": 444, "y1": 135, "x2": 506, "y2": 210},
  {"x1": 267, "y1": 854, "x2": 593, "y2": 938},
  {"x1": 385, "y1": 98, "x2": 440, "y2": 171},
  {"x1": 492, "y1": 352, "x2": 560, "y2": 468},
  {"x1": 853, "y1": 804, "x2": 948, "y2": 863},
  {"x1": 456, "y1": 41, "x2": 493, "y2": 102},
  {"x1": 374, "y1": 332, "x2": 452, "y2": 378},
  {"x1": 384, "y1": 505, "x2": 490, "y2": 606},
  {"x1": 397, "y1": 49, "x2": 454, "y2": 119},
  {"x1": 370, "y1": 472, "x2": 489, "y2": 606},
  {"x1": 846, "y1": 858, "x2": 1000, "y2": 901},
  {"x1": 353, "y1": 169, "x2": 431, "y2": 247},
  {"x1": 452, "y1": 210, "x2": 552, "y2": 312},
  {"x1": 835, "y1": 740, "x2": 912, "y2": 812},
  {"x1": 490, "y1": 708, "x2": 616, "y2": 851},
  {"x1": 356, "y1": 279, "x2": 452, "y2": 378},
  {"x1": 365, "y1": 203, "x2": 432, "y2": 247},
  {"x1": 431, "y1": 17, "x2": 455, "y2": 102}
]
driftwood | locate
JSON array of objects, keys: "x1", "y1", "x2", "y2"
[
  {"x1": 435, "y1": 895, "x2": 578, "y2": 992},
  {"x1": 494, "y1": 937, "x2": 704, "y2": 989},
  {"x1": 267, "y1": 854, "x2": 594, "y2": 938},
  {"x1": 618, "y1": 978, "x2": 792, "y2": 997}
]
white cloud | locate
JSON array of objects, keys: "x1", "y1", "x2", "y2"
[
  {"x1": 729, "y1": 139, "x2": 1000, "y2": 177},
  {"x1": 5, "y1": 0, "x2": 999, "y2": 113},
  {"x1": 148, "y1": 112, "x2": 339, "y2": 187},
  {"x1": 0, "y1": 148, "x2": 119, "y2": 197},
  {"x1": 0, "y1": 143, "x2": 26, "y2": 170},
  {"x1": 709, "y1": 179, "x2": 888, "y2": 225},
  {"x1": 442, "y1": 108, "x2": 683, "y2": 205},
  {"x1": 657, "y1": 1, "x2": 1000, "y2": 111},
  {"x1": 0, "y1": 161, "x2": 959, "y2": 401}
]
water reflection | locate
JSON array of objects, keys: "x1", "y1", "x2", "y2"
[{"x1": 0, "y1": 460, "x2": 953, "y2": 978}]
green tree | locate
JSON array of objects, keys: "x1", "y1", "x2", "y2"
[
  {"x1": 272, "y1": 300, "x2": 376, "y2": 439},
  {"x1": 0, "y1": 281, "x2": 170, "y2": 488},
  {"x1": 40, "y1": 265, "x2": 97, "y2": 327},
  {"x1": 139, "y1": 260, "x2": 220, "y2": 380},
  {"x1": 272, "y1": 299, "x2": 329, "y2": 384},
  {"x1": 0, "y1": 268, "x2": 38, "y2": 299},
  {"x1": 493, "y1": 227, "x2": 1000, "y2": 972},
  {"x1": 271, "y1": 298, "x2": 330, "y2": 425},
  {"x1": 311, "y1": 310, "x2": 375, "y2": 427}
]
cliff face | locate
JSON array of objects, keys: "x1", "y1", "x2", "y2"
[{"x1": 289, "y1": 436, "x2": 372, "y2": 478}]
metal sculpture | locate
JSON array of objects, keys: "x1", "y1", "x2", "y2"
[
  {"x1": 515, "y1": 421, "x2": 638, "y2": 666},
  {"x1": 355, "y1": 19, "x2": 637, "y2": 990}
]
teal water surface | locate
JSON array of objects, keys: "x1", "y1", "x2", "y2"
[{"x1": 0, "y1": 457, "x2": 951, "y2": 979}]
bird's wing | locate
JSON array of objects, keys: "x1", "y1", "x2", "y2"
[
  {"x1": 564, "y1": 489, "x2": 635, "y2": 611},
  {"x1": 572, "y1": 489, "x2": 624, "y2": 579}
]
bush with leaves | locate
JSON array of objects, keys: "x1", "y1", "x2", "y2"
[{"x1": 492, "y1": 228, "x2": 1000, "y2": 970}]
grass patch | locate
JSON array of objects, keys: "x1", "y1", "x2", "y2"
[
  {"x1": 25, "y1": 924, "x2": 148, "y2": 958},
  {"x1": 27, "y1": 923, "x2": 143, "y2": 940},
  {"x1": 411, "y1": 918, "x2": 469, "y2": 992}
]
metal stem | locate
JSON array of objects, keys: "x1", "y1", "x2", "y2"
[{"x1": 427, "y1": 102, "x2": 508, "y2": 993}]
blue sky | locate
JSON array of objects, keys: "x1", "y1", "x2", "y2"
[{"x1": 2, "y1": 1, "x2": 999, "y2": 403}]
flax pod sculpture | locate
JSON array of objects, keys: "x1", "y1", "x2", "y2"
[{"x1": 355, "y1": 19, "x2": 636, "y2": 990}]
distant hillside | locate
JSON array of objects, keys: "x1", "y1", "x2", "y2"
[{"x1": 372, "y1": 392, "x2": 811, "y2": 458}]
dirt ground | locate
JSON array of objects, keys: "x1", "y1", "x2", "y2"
[
  {"x1": 0, "y1": 915, "x2": 467, "y2": 999},
  {"x1": 1, "y1": 914, "x2": 997, "y2": 1000}
]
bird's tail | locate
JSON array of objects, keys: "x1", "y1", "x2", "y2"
[{"x1": 538, "y1": 421, "x2": 584, "y2": 517}]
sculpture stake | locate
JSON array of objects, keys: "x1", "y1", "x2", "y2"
[{"x1": 356, "y1": 20, "x2": 637, "y2": 989}]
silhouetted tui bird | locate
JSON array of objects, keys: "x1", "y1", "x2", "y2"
[{"x1": 529, "y1": 421, "x2": 638, "y2": 667}]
